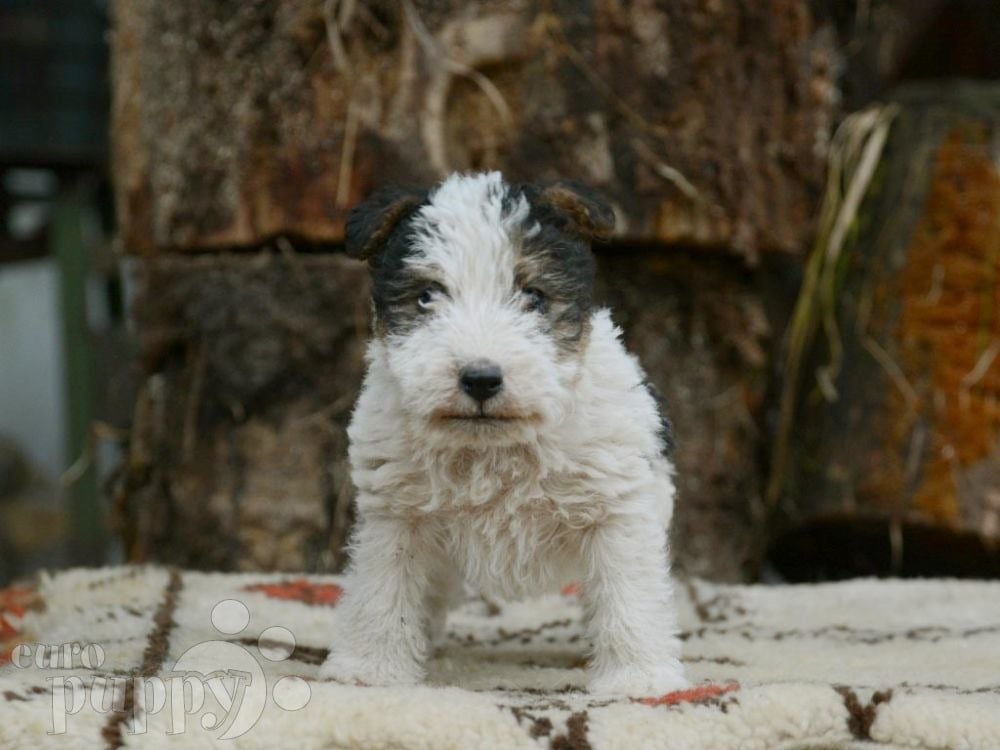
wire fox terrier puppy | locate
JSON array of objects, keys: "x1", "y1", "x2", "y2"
[{"x1": 320, "y1": 172, "x2": 686, "y2": 695}]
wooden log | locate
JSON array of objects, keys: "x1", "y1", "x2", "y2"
[
  {"x1": 111, "y1": 0, "x2": 836, "y2": 260},
  {"x1": 767, "y1": 82, "x2": 1000, "y2": 579},
  {"x1": 115, "y1": 252, "x2": 370, "y2": 572}
]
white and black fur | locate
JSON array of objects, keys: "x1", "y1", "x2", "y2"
[{"x1": 320, "y1": 172, "x2": 687, "y2": 695}]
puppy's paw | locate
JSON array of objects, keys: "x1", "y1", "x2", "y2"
[
  {"x1": 588, "y1": 663, "x2": 689, "y2": 697},
  {"x1": 319, "y1": 650, "x2": 424, "y2": 687}
]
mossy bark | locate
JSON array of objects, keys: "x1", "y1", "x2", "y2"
[{"x1": 770, "y1": 82, "x2": 1000, "y2": 579}]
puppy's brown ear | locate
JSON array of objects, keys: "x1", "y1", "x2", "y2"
[
  {"x1": 345, "y1": 186, "x2": 427, "y2": 261},
  {"x1": 536, "y1": 180, "x2": 616, "y2": 240}
]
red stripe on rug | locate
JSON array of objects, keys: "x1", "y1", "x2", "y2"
[
  {"x1": 243, "y1": 579, "x2": 343, "y2": 606},
  {"x1": 640, "y1": 682, "x2": 740, "y2": 706}
]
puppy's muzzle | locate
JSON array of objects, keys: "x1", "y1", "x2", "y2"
[{"x1": 459, "y1": 360, "x2": 504, "y2": 403}]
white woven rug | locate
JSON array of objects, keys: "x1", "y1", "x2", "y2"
[{"x1": 1, "y1": 567, "x2": 998, "y2": 749}]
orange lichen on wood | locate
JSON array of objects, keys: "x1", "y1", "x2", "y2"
[{"x1": 886, "y1": 126, "x2": 1000, "y2": 524}]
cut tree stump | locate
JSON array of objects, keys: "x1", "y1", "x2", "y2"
[{"x1": 768, "y1": 82, "x2": 1000, "y2": 580}]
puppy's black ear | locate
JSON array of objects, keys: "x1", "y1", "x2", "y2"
[
  {"x1": 535, "y1": 180, "x2": 615, "y2": 241},
  {"x1": 345, "y1": 186, "x2": 426, "y2": 261}
]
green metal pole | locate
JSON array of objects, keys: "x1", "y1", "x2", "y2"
[{"x1": 52, "y1": 187, "x2": 104, "y2": 565}]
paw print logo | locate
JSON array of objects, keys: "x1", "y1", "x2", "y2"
[{"x1": 164, "y1": 599, "x2": 311, "y2": 739}]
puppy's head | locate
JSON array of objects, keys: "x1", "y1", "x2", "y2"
[{"x1": 347, "y1": 172, "x2": 613, "y2": 446}]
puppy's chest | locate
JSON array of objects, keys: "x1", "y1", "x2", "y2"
[
  {"x1": 443, "y1": 485, "x2": 595, "y2": 597},
  {"x1": 425, "y1": 445, "x2": 605, "y2": 520},
  {"x1": 433, "y1": 455, "x2": 605, "y2": 597}
]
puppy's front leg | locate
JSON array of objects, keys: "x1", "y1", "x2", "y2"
[
  {"x1": 320, "y1": 512, "x2": 438, "y2": 686},
  {"x1": 583, "y1": 510, "x2": 688, "y2": 696}
]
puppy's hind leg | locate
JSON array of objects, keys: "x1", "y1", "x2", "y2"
[
  {"x1": 320, "y1": 512, "x2": 440, "y2": 686},
  {"x1": 425, "y1": 560, "x2": 463, "y2": 649}
]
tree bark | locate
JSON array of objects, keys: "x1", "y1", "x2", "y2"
[
  {"x1": 112, "y1": 0, "x2": 835, "y2": 260},
  {"x1": 115, "y1": 253, "x2": 369, "y2": 572}
]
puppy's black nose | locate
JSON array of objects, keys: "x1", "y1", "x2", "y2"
[{"x1": 459, "y1": 362, "x2": 504, "y2": 403}]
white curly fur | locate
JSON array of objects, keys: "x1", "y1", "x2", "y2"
[{"x1": 320, "y1": 173, "x2": 686, "y2": 695}]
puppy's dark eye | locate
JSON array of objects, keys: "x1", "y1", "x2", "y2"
[
  {"x1": 417, "y1": 287, "x2": 439, "y2": 311},
  {"x1": 522, "y1": 287, "x2": 547, "y2": 313}
]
